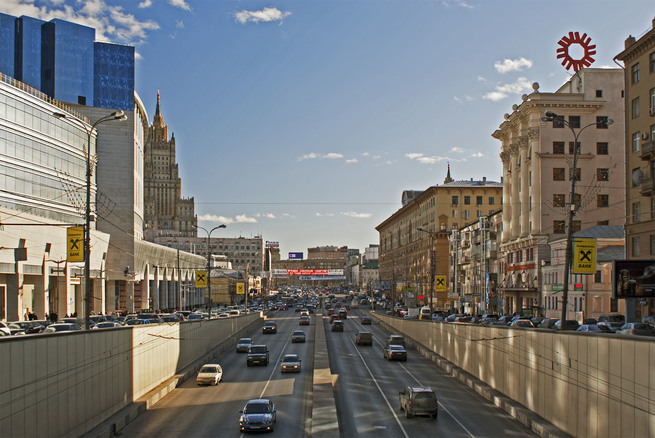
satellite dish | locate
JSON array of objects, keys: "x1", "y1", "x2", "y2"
[{"x1": 632, "y1": 168, "x2": 645, "y2": 186}]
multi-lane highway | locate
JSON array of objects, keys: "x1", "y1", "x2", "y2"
[{"x1": 119, "y1": 306, "x2": 537, "y2": 437}]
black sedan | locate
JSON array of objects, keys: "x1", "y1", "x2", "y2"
[
  {"x1": 384, "y1": 344, "x2": 407, "y2": 361},
  {"x1": 239, "y1": 399, "x2": 277, "y2": 432}
]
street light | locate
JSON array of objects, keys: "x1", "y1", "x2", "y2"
[
  {"x1": 540, "y1": 110, "x2": 613, "y2": 330},
  {"x1": 53, "y1": 110, "x2": 127, "y2": 330},
  {"x1": 194, "y1": 224, "x2": 227, "y2": 313},
  {"x1": 416, "y1": 227, "x2": 435, "y2": 315}
]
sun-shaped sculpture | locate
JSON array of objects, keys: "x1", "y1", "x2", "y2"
[{"x1": 556, "y1": 32, "x2": 596, "y2": 72}]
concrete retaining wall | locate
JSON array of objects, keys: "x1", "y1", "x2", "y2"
[
  {"x1": 0, "y1": 314, "x2": 261, "y2": 437},
  {"x1": 373, "y1": 313, "x2": 654, "y2": 438}
]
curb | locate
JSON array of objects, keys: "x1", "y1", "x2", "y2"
[{"x1": 310, "y1": 311, "x2": 339, "y2": 437}]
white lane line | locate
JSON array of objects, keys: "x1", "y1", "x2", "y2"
[
  {"x1": 259, "y1": 328, "x2": 293, "y2": 399},
  {"x1": 349, "y1": 337, "x2": 410, "y2": 438}
]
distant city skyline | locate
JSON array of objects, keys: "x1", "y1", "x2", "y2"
[{"x1": 1, "y1": 0, "x2": 652, "y2": 255}]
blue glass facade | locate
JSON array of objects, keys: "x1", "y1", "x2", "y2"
[
  {"x1": 94, "y1": 42, "x2": 135, "y2": 110},
  {"x1": 0, "y1": 13, "x2": 16, "y2": 77},
  {"x1": 16, "y1": 16, "x2": 45, "y2": 89},
  {"x1": 0, "y1": 13, "x2": 134, "y2": 110}
]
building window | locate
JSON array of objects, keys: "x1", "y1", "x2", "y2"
[
  {"x1": 632, "y1": 63, "x2": 640, "y2": 83},
  {"x1": 632, "y1": 97, "x2": 640, "y2": 119},
  {"x1": 596, "y1": 90, "x2": 603, "y2": 98},
  {"x1": 633, "y1": 132, "x2": 641, "y2": 152},
  {"x1": 553, "y1": 168, "x2": 565, "y2": 181},
  {"x1": 476, "y1": 196, "x2": 483, "y2": 206},
  {"x1": 650, "y1": 88, "x2": 655, "y2": 114},
  {"x1": 597, "y1": 168, "x2": 609, "y2": 181},
  {"x1": 477, "y1": 210, "x2": 482, "y2": 217},
  {"x1": 594, "y1": 270, "x2": 602, "y2": 283},
  {"x1": 633, "y1": 202, "x2": 641, "y2": 222},
  {"x1": 573, "y1": 193, "x2": 581, "y2": 208},
  {"x1": 489, "y1": 197, "x2": 495, "y2": 205},
  {"x1": 597, "y1": 194, "x2": 609, "y2": 207},
  {"x1": 568, "y1": 142, "x2": 580, "y2": 154},
  {"x1": 572, "y1": 221, "x2": 581, "y2": 232},
  {"x1": 464, "y1": 210, "x2": 470, "y2": 219},
  {"x1": 553, "y1": 141, "x2": 565, "y2": 154},
  {"x1": 553, "y1": 115, "x2": 565, "y2": 128},
  {"x1": 452, "y1": 196, "x2": 458, "y2": 206},
  {"x1": 464, "y1": 196, "x2": 470, "y2": 205},
  {"x1": 452, "y1": 210, "x2": 458, "y2": 217},
  {"x1": 597, "y1": 142, "x2": 608, "y2": 155},
  {"x1": 651, "y1": 235, "x2": 655, "y2": 256},
  {"x1": 570, "y1": 168, "x2": 581, "y2": 181},
  {"x1": 596, "y1": 116, "x2": 609, "y2": 128},
  {"x1": 632, "y1": 236, "x2": 640, "y2": 257},
  {"x1": 553, "y1": 221, "x2": 566, "y2": 233},
  {"x1": 568, "y1": 116, "x2": 580, "y2": 128},
  {"x1": 652, "y1": 198, "x2": 655, "y2": 219},
  {"x1": 553, "y1": 194, "x2": 566, "y2": 207},
  {"x1": 597, "y1": 220, "x2": 609, "y2": 226},
  {"x1": 651, "y1": 51, "x2": 655, "y2": 73}
]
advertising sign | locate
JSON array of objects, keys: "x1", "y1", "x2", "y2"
[
  {"x1": 67, "y1": 226, "x2": 84, "y2": 262},
  {"x1": 265, "y1": 241, "x2": 279, "y2": 248},
  {"x1": 288, "y1": 252, "x2": 304, "y2": 260},
  {"x1": 236, "y1": 283, "x2": 245, "y2": 295},
  {"x1": 613, "y1": 260, "x2": 655, "y2": 299},
  {"x1": 434, "y1": 275, "x2": 447, "y2": 292},
  {"x1": 573, "y1": 238, "x2": 596, "y2": 274},
  {"x1": 196, "y1": 271, "x2": 207, "y2": 288}
]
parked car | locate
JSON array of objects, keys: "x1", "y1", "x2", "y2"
[
  {"x1": 553, "y1": 320, "x2": 580, "y2": 331},
  {"x1": 239, "y1": 399, "x2": 276, "y2": 432},
  {"x1": 385, "y1": 335, "x2": 406, "y2": 348},
  {"x1": 92, "y1": 322, "x2": 122, "y2": 329},
  {"x1": 355, "y1": 331, "x2": 373, "y2": 346},
  {"x1": 510, "y1": 319, "x2": 535, "y2": 328},
  {"x1": 291, "y1": 330, "x2": 306, "y2": 343},
  {"x1": 43, "y1": 323, "x2": 82, "y2": 333},
  {"x1": 125, "y1": 319, "x2": 150, "y2": 326},
  {"x1": 280, "y1": 354, "x2": 302, "y2": 373},
  {"x1": 384, "y1": 344, "x2": 408, "y2": 361},
  {"x1": 537, "y1": 318, "x2": 559, "y2": 329},
  {"x1": 616, "y1": 323, "x2": 655, "y2": 336},
  {"x1": 399, "y1": 386, "x2": 438, "y2": 418},
  {"x1": 361, "y1": 315, "x2": 372, "y2": 325},
  {"x1": 331, "y1": 320, "x2": 344, "y2": 332},
  {"x1": 247, "y1": 345, "x2": 269, "y2": 366},
  {"x1": 8, "y1": 321, "x2": 46, "y2": 334},
  {"x1": 597, "y1": 314, "x2": 626, "y2": 332},
  {"x1": 577, "y1": 324, "x2": 606, "y2": 333},
  {"x1": 263, "y1": 321, "x2": 278, "y2": 334},
  {"x1": 497, "y1": 315, "x2": 514, "y2": 326},
  {"x1": 196, "y1": 363, "x2": 223, "y2": 385},
  {"x1": 236, "y1": 337, "x2": 252, "y2": 353}
]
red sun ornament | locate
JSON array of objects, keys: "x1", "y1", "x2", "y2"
[{"x1": 556, "y1": 32, "x2": 596, "y2": 72}]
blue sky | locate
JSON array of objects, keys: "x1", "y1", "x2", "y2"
[{"x1": 2, "y1": 0, "x2": 653, "y2": 256}]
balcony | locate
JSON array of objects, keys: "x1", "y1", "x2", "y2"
[
  {"x1": 641, "y1": 141, "x2": 654, "y2": 161},
  {"x1": 640, "y1": 177, "x2": 655, "y2": 196}
]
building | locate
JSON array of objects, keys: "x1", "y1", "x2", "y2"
[
  {"x1": 492, "y1": 71, "x2": 626, "y2": 315},
  {"x1": 361, "y1": 244, "x2": 379, "y2": 293},
  {"x1": 377, "y1": 167, "x2": 502, "y2": 311},
  {"x1": 450, "y1": 210, "x2": 503, "y2": 314},
  {"x1": 143, "y1": 92, "x2": 197, "y2": 237},
  {"x1": 542, "y1": 226, "x2": 625, "y2": 321},
  {"x1": 614, "y1": 16, "x2": 655, "y2": 319}
]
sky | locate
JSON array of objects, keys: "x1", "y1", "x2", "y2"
[{"x1": 1, "y1": 0, "x2": 653, "y2": 257}]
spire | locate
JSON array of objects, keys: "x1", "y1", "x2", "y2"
[
  {"x1": 444, "y1": 162, "x2": 454, "y2": 184},
  {"x1": 153, "y1": 89, "x2": 164, "y2": 128}
]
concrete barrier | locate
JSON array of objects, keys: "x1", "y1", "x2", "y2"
[
  {"x1": 371, "y1": 312, "x2": 655, "y2": 438},
  {"x1": 0, "y1": 314, "x2": 262, "y2": 437}
]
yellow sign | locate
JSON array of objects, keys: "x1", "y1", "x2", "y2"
[
  {"x1": 67, "y1": 226, "x2": 84, "y2": 262},
  {"x1": 434, "y1": 274, "x2": 447, "y2": 292},
  {"x1": 237, "y1": 283, "x2": 245, "y2": 295},
  {"x1": 573, "y1": 238, "x2": 597, "y2": 274},
  {"x1": 196, "y1": 271, "x2": 207, "y2": 288}
]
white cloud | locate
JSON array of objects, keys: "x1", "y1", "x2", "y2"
[
  {"x1": 451, "y1": 147, "x2": 464, "y2": 153},
  {"x1": 361, "y1": 152, "x2": 370, "y2": 157},
  {"x1": 341, "y1": 212, "x2": 372, "y2": 219},
  {"x1": 235, "y1": 214, "x2": 257, "y2": 223},
  {"x1": 346, "y1": 158, "x2": 358, "y2": 164},
  {"x1": 471, "y1": 152, "x2": 484, "y2": 158},
  {"x1": 168, "y1": 0, "x2": 191, "y2": 11},
  {"x1": 263, "y1": 213, "x2": 276, "y2": 219},
  {"x1": 406, "y1": 153, "x2": 424, "y2": 160},
  {"x1": 324, "y1": 153, "x2": 343, "y2": 159},
  {"x1": 442, "y1": 0, "x2": 474, "y2": 8},
  {"x1": 407, "y1": 152, "x2": 453, "y2": 165},
  {"x1": 234, "y1": 7, "x2": 291, "y2": 25},
  {"x1": 298, "y1": 152, "x2": 350, "y2": 162},
  {"x1": 297, "y1": 153, "x2": 318, "y2": 161},
  {"x1": 198, "y1": 214, "x2": 234, "y2": 224},
  {"x1": 483, "y1": 77, "x2": 532, "y2": 102},
  {"x1": 281, "y1": 213, "x2": 296, "y2": 219},
  {"x1": 494, "y1": 57, "x2": 533, "y2": 74},
  {"x1": 138, "y1": 0, "x2": 152, "y2": 8},
  {"x1": 316, "y1": 212, "x2": 335, "y2": 217},
  {"x1": 176, "y1": 20, "x2": 184, "y2": 29}
]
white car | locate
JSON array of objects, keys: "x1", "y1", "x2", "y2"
[{"x1": 196, "y1": 364, "x2": 223, "y2": 385}]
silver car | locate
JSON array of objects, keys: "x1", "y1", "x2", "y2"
[
  {"x1": 616, "y1": 323, "x2": 654, "y2": 336},
  {"x1": 280, "y1": 354, "x2": 301, "y2": 373}
]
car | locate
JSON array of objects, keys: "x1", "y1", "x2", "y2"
[
  {"x1": 8, "y1": 321, "x2": 46, "y2": 334},
  {"x1": 196, "y1": 363, "x2": 223, "y2": 385},
  {"x1": 553, "y1": 320, "x2": 580, "y2": 331},
  {"x1": 597, "y1": 314, "x2": 626, "y2": 332},
  {"x1": 300, "y1": 309, "x2": 310, "y2": 317},
  {"x1": 327, "y1": 308, "x2": 335, "y2": 316},
  {"x1": 329, "y1": 314, "x2": 339, "y2": 323},
  {"x1": 384, "y1": 344, "x2": 407, "y2": 361},
  {"x1": 125, "y1": 319, "x2": 150, "y2": 326},
  {"x1": 355, "y1": 331, "x2": 373, "y2": 346},
  {"x1": 92, "y1": 321, "x2": 122, "y2": 329},
  {"x1": 361, "y1": 315, "x2": 371, "y2": 325},
  {"x1": 331, "y1": 320, "x2": 344, "y2": 332},
  {"x1": 236, "y1": 337, "x2": 252, "y2": 353},
  {"x1": 43, "y1": 323, "x2": 82, "y2": 333},
  {"x1": 0, "y1": 321, "x2": 11, "y2": 336},
  {"x1": 263, "y1": 321, "x2": 278, "y2": 334},
  {"x1": 239, "y1": 399, "x2": 276, "y2": 432},
  {"x1": 299, "y1": 315, "x2": 310, "y2": 326},
  {"x1": 280, "y1": 354, "x2": 302, "y2": 373},
  {"x1": 291, "y1": 330, "x2": 306, "y2": 343},
  {"x1": 537, "y1": 318, "x2": 559, "y2": 329},
  {"x1": 510, "y1": 319, "x2": 535, "y2": 328},
  {"x1": 616, "y1": 323, "x2": 655, "y2": 336},
  {"x1": 399, "y1": 386, "x2": 438, "y2": 418},
  {"x1": 385, "y1": 334, "x2": 406, "y2": 348},
  {"x1": 338, "y1": 309, "x2": 347, "y2": 320},
  {"x1": 247, "y1": 345, "x2": 269, "y2": 366},
  {"x1": 187, "y1": 313, "x2": 205, "y2": 321}
]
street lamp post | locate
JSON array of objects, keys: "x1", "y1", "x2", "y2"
[
  {"x1": 540, "y1": 111, "x2": 613, "y2": 329},
  {"x1": 53, "y1": 110, "x2": 127, "y2": 330},
  {"x1": 194, "y1": 224, "x2": 227, "y2": 313},
  {"x1": 417, "y1": 227, "x2": 435, "y2": 315}
]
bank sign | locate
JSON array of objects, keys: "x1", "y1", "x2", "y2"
[{"x1": 573, "y1": 238, "x2": 596, "y2": 274}]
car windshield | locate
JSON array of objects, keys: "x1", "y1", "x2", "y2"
[
  {"x1": 201, "y1": 366, "x2": 219, "y2": 373},
  {"x1": 608, "y1": 316, "x2": 625, "y2": 322},
  {"x1": 239, "y1": 338, "x2": 251, "y2": 344},
  {"x1": 245, "y1": 403, "x2": 271, "y2": 414},
  {"x1": 389, "y1": 345, "x2": 404, "y2": 351},
  {"x1": 293, "y1": 331, "x2": 304, "y2": 335},
  {"x1": 250, "y1": 346, "x2": 266, "y2": 353},
  {"x1": 282, "y1": 355, "x2": 299, "y2": 362}
]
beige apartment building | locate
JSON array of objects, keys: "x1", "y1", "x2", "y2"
[
  {"x1": 377, "y1": 168, "x2": 502, "y2": 310},
  {"x1": 492, "y1": 70, "x2": 626, "y2": 316}
]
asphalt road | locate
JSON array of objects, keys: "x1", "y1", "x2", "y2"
[{"x1": 119, "y1": 306, "x2": 538, "y2": 437}]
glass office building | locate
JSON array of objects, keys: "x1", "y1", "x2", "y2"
[{"x1": 0, "y1": 14, "x2": 134, "y2": 111}]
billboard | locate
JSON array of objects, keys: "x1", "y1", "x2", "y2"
[
  {"x1": 266, "y1": 241, "x2": 279, "y2": 248},
  {"x1": 289, "y1": 252, "x2": 304, "y2": 260},
  {"x1": 613, "y1": 260, "x2": 655, "y2": 299}
]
